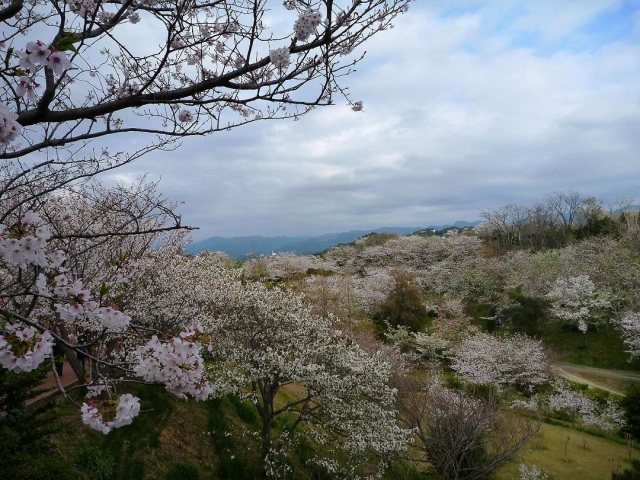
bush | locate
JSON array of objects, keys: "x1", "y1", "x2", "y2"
[
  {"x1": 0, "y1": 366, "x2": 66, "y2": 480},
  {"x1": 373, "y1": 271, "x2": 429, "y2": 333},
  {"x1": 228, "y1": 396, "x2": 258, "y2": 424},
  {"x1": 502, "y1": 287, "x2": 550, "y2": 336},
  {"x1": 621, "y1": 383, "x2": 640, "y2": 440},
  {"x1": 206, "y1": 398, "x2": 258, "y2": 480}
]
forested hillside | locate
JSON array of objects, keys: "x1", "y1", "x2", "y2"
[{"x1": 4, "y1": 192, "x2": 640, "y2": 480}]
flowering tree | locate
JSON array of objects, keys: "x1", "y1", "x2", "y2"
[
  {"x1": 617, "y1": 311, "x2": 640, "y2": 360},
  {"x1": 199, "y1": 270, "x2": 409, "y2": 478},
  {"x1": 546, "y1": 380, "x2": 625, "y2": 435},
  {"x1": 149, "y1": 252, "x2": 411, "y2": 475},
  {"x1": 1, "y1": 0, "x2": 413, "y2": 438},
  {"x1": 0, "y1": 187, "x2": 207, "y2": 433},
  {"x1": 92, "y1": 249, "x2": 409, "y2": 476},
  {"x1": 518, "y1": 464, "x2": 550, "y2": 480},
  {"x1": 546, "y1": 275, "x2": 610, "y2": 345},
  {"x1": 451, "y1": 332, "x2": 549, "y2": 392}
]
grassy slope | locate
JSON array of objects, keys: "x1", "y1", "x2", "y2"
[
  {"x1": 495, "y1": 422, "x2": 639, "y2": 480},
  {"x1": 42, "y1": 385, "x2": 221, "y2": 480}
]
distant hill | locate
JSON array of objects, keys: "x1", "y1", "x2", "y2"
[{"x1": 187, "y1": 221, "x2": 482, "y2": 259}]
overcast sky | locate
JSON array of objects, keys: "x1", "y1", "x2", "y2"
[{"x1": 105, "y1": 0, "x2": 640, "y2": 240}]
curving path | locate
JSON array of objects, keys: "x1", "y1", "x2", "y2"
[{"x1": 552, "y1": 362, "x2": 640, "y2": 396}]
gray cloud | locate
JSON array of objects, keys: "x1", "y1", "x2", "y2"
[{"x1": 105, "y1": 1, "x2": 640, "y2": 240}]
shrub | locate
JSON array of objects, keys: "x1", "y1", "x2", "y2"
[{"x1": 621, "y1": 383, "x2": 640, "y2": 440}]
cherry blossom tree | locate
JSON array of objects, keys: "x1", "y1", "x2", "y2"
[
  {"x1": 0, "y1": 189, "x2": 206, "y2": 433},
  {"x1": 546, "y1": 380, "x2": 624, "y2": 435},
  {"x1": 546, "y1": 275, "x2": 611, "y2": 345},
  {"x1": 244, "y1": 252, "x2": 331, "y2": 282},
  {"x1": 199, "y1": 272, "x2": 409, "y2": 478},
  {"x1": 617, "y1": 311, "x2": 640, "y2": 361},
  {"x1": 450, "y1": 332, "x2": 549, "y2": 392},
  {"x1": 1, "y1": 0, "x2": 414, "y2": 438},
  {"x1": 1, "y1": 0, "x2": 411, "y2": 157},
  {"x1": 94, "y1": 248, "x2": 409, "y2": 475},
  {"x1": 518, "y1": 464, "x2": 550, "y2": 480}
]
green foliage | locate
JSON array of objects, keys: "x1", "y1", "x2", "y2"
[
  {"x1": 227, "y1": 395, "x2": 259, "y2": 424},
  {"x1": 441, "y1": 372, "x2": 464, "y2": 391},
  {"x1": 165, "y1": 460, "x2": 201, "y2": 480},
  {"x1": 464, "y1": 300, "x2": 496, "y2": 330},
  {"x1": 373, "y1": 271, "x2": 429, "y2": 333},
  {"x1": 0, "y1": 365, "x2": 67, "y2": 480},
  {"x1": 305, "y1": 267, "x2": 334, "y2": 277},
  {"x1": 575, "y1": 216, "x2": 619, "y2": 240},
  {"x1": 540, "y1": 322, "x2": 632, "y2": 369},
  {"x1": 621, "y1": 383, "x2": 640, "y2": 440},
  {"x1": 502, "y1": 287, "x2": 550, "y2": 336},
  {"x1": 290, "y1": 440, "x2": 335, "y2": 480},
  {"x1": 206, "y1": 397, "x2": 259, "y2": 480}
]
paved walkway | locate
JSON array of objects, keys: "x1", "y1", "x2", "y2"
[{"x1": 27, "y1": 363, "x2": 79, "y2": 407}]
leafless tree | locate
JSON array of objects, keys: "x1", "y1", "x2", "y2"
[{"x1": 396, "y1": 376, "x2": 539, "y2": 480}]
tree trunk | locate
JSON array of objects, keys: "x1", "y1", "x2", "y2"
[
  {"x1": 255, "y1": 379, "x2": 278, "y2": 479},
  {"x1": 259, "y1": 415, "x2": 272, "y2": 479}
]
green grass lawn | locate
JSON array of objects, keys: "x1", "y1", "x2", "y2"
[{"x1": 495, "y1": 422, "x2": 639, "y2": 480}]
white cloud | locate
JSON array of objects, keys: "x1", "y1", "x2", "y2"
[{"x1": 107, "y1": 1, "x2": 640, "y2": 239}]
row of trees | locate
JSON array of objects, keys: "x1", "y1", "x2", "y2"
[{"x1": 478, "y1": 191, "x2": 638, "y2": 251}]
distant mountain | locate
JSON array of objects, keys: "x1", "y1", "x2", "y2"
[{"x1": 187, "y1": 222, "x2": 482, "y2": 259}]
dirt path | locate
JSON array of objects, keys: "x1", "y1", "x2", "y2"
[{"x1": 552, "y1": 362, "x2": 640, "y2": 395}]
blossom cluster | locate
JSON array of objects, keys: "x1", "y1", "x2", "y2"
[
  {"x1": 0, "y1": 324, "x2": 54, "y2": 372},
  {"x1": 518, "y1": 464, "x2": 550, "y2": 480},
  {"x1": 37, "y1": 271, "x2": 131, "y2": 328},
  {"x1": 0, "y1": 210, "x2": 54, "y2": 268},
  {"x1": 133, "y1": 329, "x2": 213, "y2": 400},
  {"x1": 293, "y1": 9, "x2": 322, "y2": 41},
  {"x1": 546, "y1": 275, "x2": 610, "y2": 334},
  {"x1": 547, "y1": 381, "x2": 624, "y2": 433},
  {"x1": 17, "y1": 40, "x2": 72, "y2": 77},
  {"x1": 66, "y1": 0, "x2": 98, "y2": 18},
  {"x1": 178, "y1": 109, "x2": 193, "y2": 122},
  {"x1": 1, "y1": 209, "x2": 130, "y2": 376},
  {"x1": 269, "y1": 47, "x2": 291, "y2": 71},
  {"x1": 0, "y1": 103, "x2": 21, "y2": 146},
  {"x1": 81, "y1": 393, "x2": 141, "y2": 434}
]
